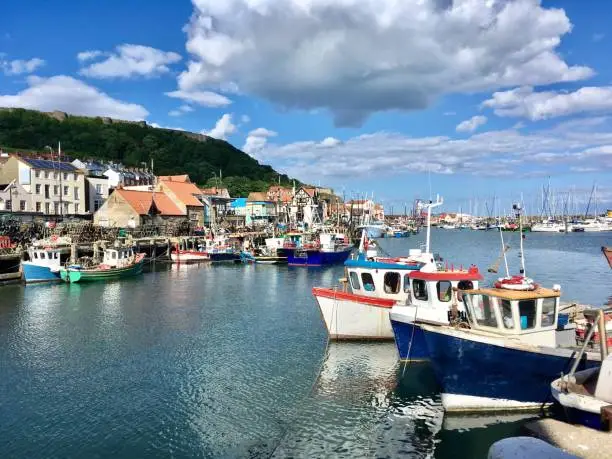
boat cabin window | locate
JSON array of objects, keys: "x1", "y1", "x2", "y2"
[
  {"x1": 456, "y1": 280, "x2": 474, "y2": 302},
  {"x1": 361, "y1": 273, "x2": 375, "y2": 292},
  {"x1": 413, "y1": 279, "x2": 428, "y2": 301},
  {"x1": 518, "y1": 300, "x2": 536, "y2": 330},
  {"x1": 111, "y1": 251, "x2": 117, "y2": 259},
  {"x1": 384, "y1": 272, "x2": 401, "y2": 294},
  {"x1": 437, "y1": 281, "x2": 452, "y2": 302},
  {"x1": 33, "y1": 252, "x2": 38, "y2": 259},
  {"x1": 403, "y1": 274, "x2": 410, "y2": 293},
  {"x1": 501, "y1": 299, "x2": 514, "y2": 329},
  {"x1": 541, "y1": 297, "x2": 556, "y2": 327},
  {"x1": 349, "y1": 271, "x2": 360, "y2": 290},
  {"x1": 473, "y1": 295, "x2": 498, "y2": 328},
  {"x1": 40, "y1": 252, "x2": 46, "y2": 260}
]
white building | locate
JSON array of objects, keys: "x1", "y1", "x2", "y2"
[{"x1": 0, "y1": 155, "x2": 87, "y2": 215}]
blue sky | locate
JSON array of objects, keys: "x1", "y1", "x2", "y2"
[{"x1": 1, "y1": 0, "x2": 611, "y2": 214}]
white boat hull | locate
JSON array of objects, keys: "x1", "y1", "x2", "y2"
[
  {"x1": 170, "y1": 251, "x2": 210, "y2": 263},
  {"x1": 312, "y1": 288, "x2": 394, "y2": 340}
]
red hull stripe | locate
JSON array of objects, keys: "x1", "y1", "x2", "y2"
[
  {"x1": 311, "y1": 287, "x2": 395, "y2": 308},
  {"x1": 409, "y1": 271, "x2": 483, "y2": 281}
]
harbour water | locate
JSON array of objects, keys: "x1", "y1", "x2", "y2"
[{"x1": 1, "y1": 230, "x2": 610, "y2": 458}]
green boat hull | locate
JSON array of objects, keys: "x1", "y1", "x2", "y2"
[{"x1": 60, "y1": 260, "x2": 144, "y2": 283}]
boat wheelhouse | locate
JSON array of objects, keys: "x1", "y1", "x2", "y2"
[
  {"x1": 22, "y1": 246, "x2": 66, "y2": 283},
  {"x1": 284, "y1": 232, "x2": 352, "y2": 266},
  {"x1": 389, "y1": 266, "x2": 483, "y2": 360},
  {"x1": 312, "y1": 249, "x2": 433, "y2": 340},
  {"x1": 420, "y1": 285, "x2": 600, "y2": 412},
  {"x1": 171, "y1": 239, "x2": 210, "y2": 263},
  {"x1": 312, "y1": 196, "x2": 447, "y2": 340}
]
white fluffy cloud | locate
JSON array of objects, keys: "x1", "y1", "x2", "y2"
[
  {"x1": 482, "y1": 86, "x2": 612, "y2": 120},
  {"x1": 0, "y1": 75, "x2": 149, "y2": 120},
  {"x1": 168, "y1": 104, "x2": 194, "y2": 117},
  {"x1": 252, "y1": 119, "x2": 612, "y2": 182},
  {"x1": 79, "y1": 44, "x2": 181, "y2": 78},
  {"x1": 1, "y1": 57, "x2": 45, "y2": 75},
  {"x1": 77, "y1": 50, "x2": 105, "y2": 62},
  {"x1": 204, "y1": 113, "x2": 237, "y2": 140},
  {"x1": 165, "y1": 89, "x2": 231, "y2": 107},
  {"x1": 179, "y1": 0, "x2": 592, "y2": 126},
  {"x1": 456, "y1": 115, "x2": 488, "y2": 133},
  {"x1": 243, "y1": 127, "x2": 278, "y2": 156}
]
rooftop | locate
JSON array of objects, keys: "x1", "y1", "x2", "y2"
[
  {"x1": 159, "y1": 179, "x2": 204, "y2": 207},
  {"x1": 19, "y1": 156, "x2": 78, "y2": 172},
  {"x1": 115, "y1": 189, "x2": 183, "y2": 216}
]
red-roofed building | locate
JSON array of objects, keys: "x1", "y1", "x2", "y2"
[
  {"x1": 157, "y1": 175, "x2": 205, "y2": 226},
  {"x1": 93, "y1": 188, "x2": 184, "y2": 227}
]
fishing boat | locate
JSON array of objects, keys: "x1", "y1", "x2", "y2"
[
  {"x1": 603, "y1": 247, "x2": 612, "y2": 269},
  {"x1": 419, "y1": 204, "x2": 600, "y2": 412},
  {"x1": 22, "y1": 246, "x2": 66, "y2": 283},
  {"x1": 59, "y1": 245, "x2": 145, "y2": 283},
  {"x1": 240, "y1": 239, "x2": 288, "y2": 264},
  {"x1": 312, "y1": 196, "x2": 447, "y2": 341},
  {"x1": 170, "y1": 239, "x2": 210, "y2": 263},
  {"x1": 286, "y1": 232, "x2": 352, "y2": 266},
  {"x1": 551, "y1": 308, "x2": 612, "y2": 431}
]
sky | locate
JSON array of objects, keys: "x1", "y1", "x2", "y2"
[{"x1": 1, "y1": 0, "x2": 611, "y2": 214}]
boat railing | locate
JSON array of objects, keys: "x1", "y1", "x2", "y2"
[{"x1": 564, "y1": 307, "x2": 611, "y2": 383}]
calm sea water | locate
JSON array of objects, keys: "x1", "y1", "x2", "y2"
[{"x1": 0, "y1": 229, "x2": 610, "y2": 458}]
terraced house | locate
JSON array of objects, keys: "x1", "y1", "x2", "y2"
[{"x1": 0, "y1": 155, "x2": 87, "y2": 215}]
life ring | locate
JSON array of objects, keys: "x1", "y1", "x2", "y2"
[{"x1": 494, "y1": 275, "x2": 538, "y2": 291}]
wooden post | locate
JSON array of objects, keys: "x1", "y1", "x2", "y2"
[{"x1": 71, "y1": 243, "x2": 78, "y2": 264}]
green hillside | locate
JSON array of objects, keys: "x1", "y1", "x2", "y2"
[{"x1": 0, "y1": 108, "x2": 295, "y2": 196}]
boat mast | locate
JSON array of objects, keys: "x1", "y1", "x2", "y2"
[
  {"x1": 424, "y1": 195, "x2": 443, "y2": 254},
  {"x1": 515, "y1": 203, "x2": 526, "y2": 276}
]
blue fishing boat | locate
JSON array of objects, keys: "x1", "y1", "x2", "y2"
[
  {"x1": 420, "y1": 285, "x2": 600, "y2": 412},
  {"x1": 22, "y1": 245, "x2": 68, "y2": 283},
  {"x1": 420, "y1": 204, "x2": 601, "y2": 412},
  {"x1": 285, "y1": 233, "x2": 352, "y2": 266}
]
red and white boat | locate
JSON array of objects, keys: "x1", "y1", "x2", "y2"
[{"x1": 170, "y1": 240, "x2": 210, "y2": 263}]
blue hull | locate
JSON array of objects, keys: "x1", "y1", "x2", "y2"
[
  {"x1": 562, "y1": 406, "x2": 604, "y2": 431},
  {"x1": 287, "y1": 248, "x2": 352, "y2": 266},
  {"x1": 22, "y1": 262, "x2": 61, "y2": 283},
  {"x1": 422, "y1": 327, "x2": 597, "y2": 408},
  {"x1": 390, "y1": 319, "x2": 429, "y2": 360}
]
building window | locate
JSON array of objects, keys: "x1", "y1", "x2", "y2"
[
  {"x1": 54, "y1": 202, "x2": 59, "y2": 214},
  {"x1": 44, "y1": 171, "x2": 49, "y2": 179},
  {"x1": 412, "y1": 279, "x2": 428, "y2": 301},
  {"x1": 35, "y1": 184, "x2": 41, "y2": 194},
  {"x1": 5, "y1": 200, "x2": 11, "y2": 211},
  {"x1": 437, "y1": 281, "x2": 452, "y2": 302},
  {"x1": 63, "y1": 172, "x2": 68, "y2": 180},
  {"x1": 75, "y1": 203, "x2": 80, "y2": 213},
  {"x1": 20, "y1": 200, "x2": 26, "y2": 211},
  {"x1": 53, "y1": 172, "x2": 58, "y2": 180},
  {"x1": 35, "y1": 170, "x2": 40, "y2": 178},
  {"x1": 64, "y1": 186, "x2": 69, "y2": 196},
  {"x1": 94, "y1": 200, "x2": 102, "y2": 211},
  {"x1": 45, "y1": 184, "x2": 50, "y2": 199},
  {"x1": 54, "y1": 185, "x2": 60, "y2": 195},
  {"x1": 36, "y1": 202, "x2": 41, "y2": 212},
  {"x1": 63, "y1": 202, "x2": 69, "y2": 214},
  {"x1": 361, "y1": 273, "x2": 375, "y2": 292},
  {"x1": 383, "y1": 272, "x2": 401, "y2": 294},
  {"x1": 95, "y1": 184, "x2": 103, "y2": 194},
  {"x1": 349, "y1": 271, "x2": 360, "y2": 290},
  {"x1": 72, "y1": 173, "x2": 77, "y2": 181},
  {"x1": 45, "y1": 202, "x2": 50, "y2": 214},
  {"x1": 74, "y1": 187, "x2": 80, "y2": 199}
]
